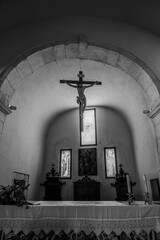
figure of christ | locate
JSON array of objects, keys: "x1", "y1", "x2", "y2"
[
  {"x1": 66, "y1": 81, "x2": 96, "y2": 119},
  {"x1": 60, "y1": 71, "x2": 102, "y2": 131}
]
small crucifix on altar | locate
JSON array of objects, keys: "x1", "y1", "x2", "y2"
[{"x1": 60, "y1": 71, "x2": 102, "y2": 132}]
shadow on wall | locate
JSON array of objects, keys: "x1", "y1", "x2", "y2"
[{"x1": 39, "y1": 108, "x2": 78, "y2": 200}]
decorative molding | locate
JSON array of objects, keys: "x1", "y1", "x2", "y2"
[
  {"x1": 0, "y1": 99, "x2": 12, "y2": 115},
  {"x1": 76, "y1": 175, "x2": 97, "y2": 183}
]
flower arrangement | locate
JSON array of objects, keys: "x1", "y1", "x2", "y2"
[{"x1": 0, "y1": 180, "x2": 29, "y2": 206}]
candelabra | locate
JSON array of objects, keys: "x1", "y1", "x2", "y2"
[
  {"x1": 127, "y1": 193, "x2": 135, "y2": 205},
  {"x1": 144, "y1": 192, "x2": 152, "y2": 205}
]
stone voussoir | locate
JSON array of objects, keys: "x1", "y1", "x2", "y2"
[
  {"x1": 137, "y1": 69, "x2": 152, "y2": 92},
  {"x1": 54, "y1": 44, "x2": 66, "y2": 60},
  {"x1": 27, "y1": 51, "x2": 44, "y2": 71},
  {"x1": 1, "y1": 79, "x2": 14, "y2": 102},
  {"x1": 127, "y1": 61, "x2": 142, "y2": 80},
  {"x1": 146, "y1": 82, "x2": 160, "y2": 103},
  {"x1": 7, "y1": 68, "x2": 22, "y2": 89},
  {"x1": 107, "y1": 50, "x2": 119, "y2": 66},
  {"x1": 78, "y1": 42, "x2": 87, "y2": 59},
  {"x1": 86, "y1": 46, "x2": 108, "y2": 63},
  {"x1": 117, "y1": 54, "x2": 132, "y2": 73},
  {"x1": 66, "y1": 44, "x2": 79, "y2": 59},
  {"x1": 16, "y1": 59, "x2": 33, "y2": 79},
  {"x1": 41, "y1": 47, "x2": 56, "y2": 64}
]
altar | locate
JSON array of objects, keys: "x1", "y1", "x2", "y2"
[{"x1": 0, "y1": 201, "x2": 160, "y2": 239}]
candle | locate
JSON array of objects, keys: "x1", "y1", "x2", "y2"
[
  {"x1": 143, "y1": 174, "x2": 149, "y2": 193},
  {"x1": 126, "y1": 174, "x2": 131, "y2": 194}
]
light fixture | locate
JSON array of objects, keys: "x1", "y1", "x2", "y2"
[
  {"x1": 143, "y1": 109, "x2": 151, "y2": 114},
  {"x1": 8, "y1": 105, "x2": 17, "y2": 111}
]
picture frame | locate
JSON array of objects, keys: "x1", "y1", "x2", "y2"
[
  {"x1": 60, "y1": 149, "x2": 72, "y2": 178},
  {"x1": 78, "y1": 148, "x2": 97, "y2": 176},
  {"x1": 12, "y1": 171, "x2": 30, "y2": 198},
  {"x1": 80, "y1": 108, "x2": 97, "y2": 146},
  {"x1": 104, "y1": 147, "x2": 118, "y2": 178}
]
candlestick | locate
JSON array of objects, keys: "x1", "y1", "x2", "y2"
[
  {"x1": 144, "y1": 192, "x2": 152, "y2": 205},
  {"x1": 143, "y1": 174, "x2": 149, "y2": 193},
  {"x1": 127, "y1": 193, "x2": 135, "y2": 205},
  {"x1": 126, "y1": 174, "x2": 131, "y2": 194}
]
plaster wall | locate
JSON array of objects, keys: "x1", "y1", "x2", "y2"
[
  {"x1": 0, "y1": 58, "x2": 159, "y2": 200},
  {"x1": 0, "y1": 87, "x2": 45, "y2": 200},
  {"x1": 44, "y1": 107, "x2": 139, "y2": 201},
  {"x1": 0, "y1": 16, "x2": 160, "y2": 199}
]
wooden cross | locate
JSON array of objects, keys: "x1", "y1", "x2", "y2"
[
  {"x1": 119, "y1": 163, "x2": 123, "y2": 169},
  {"x1": 60, "y1": 71, "x2": 102, "y2": 132}
]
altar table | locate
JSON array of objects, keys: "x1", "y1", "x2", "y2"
[{"x1": 0, "y1": 201, "x2": 160, "y2": 239}]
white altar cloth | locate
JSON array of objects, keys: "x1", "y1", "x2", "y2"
[{"x1": 0, "y1": 201, "x2": 160, "y2": 235}]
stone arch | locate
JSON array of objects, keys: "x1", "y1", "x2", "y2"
[
  {"x1": 0, "y1": 41, "x2": 160, "y2": 159},
  {"x1": 0, "y1": 42, "x2": 159, "y2": 107}
]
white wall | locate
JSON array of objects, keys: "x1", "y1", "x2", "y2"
[
  {"x1": 0, "y1": 57, "x2": 159, "y2": 200},
  {"x1": 0, "y1": 16, "x2": 160, "y2": 200},
  {"x1": 44, "y1": 107, "x2": 139, "y2": 200}
]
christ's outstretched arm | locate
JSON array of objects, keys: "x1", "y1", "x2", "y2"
[{"x1": 60, "y1": 71, "x2": 102, "y2": 132}]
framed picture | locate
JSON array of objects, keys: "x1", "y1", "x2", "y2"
[
  {"x1": 60, "y1": 149, "x2": 72, "y2": 178},
  {"x1": 80, "y1": 108, "x2": 97, "y2": 146},
  {"x1": 78, "y1": 148, "x2": 97, "y2": 176},
  {"x1": 12, "y1": 171, "x2": 29, "y2": 198},
  {"x1": 104, "y1": 147, "x2": 118, "y2": 178}
]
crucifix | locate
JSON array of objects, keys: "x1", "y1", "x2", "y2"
[{"x1": 60, "y1": 71, "x2": 102, "y2": 132}]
